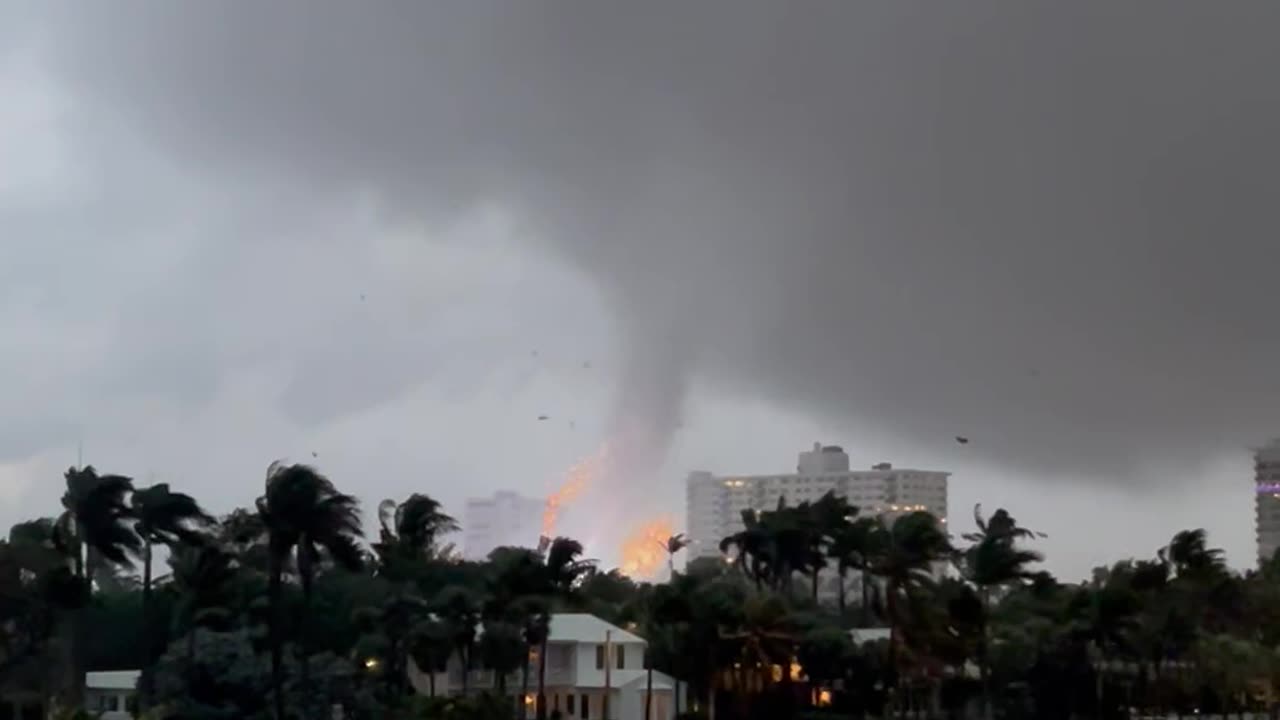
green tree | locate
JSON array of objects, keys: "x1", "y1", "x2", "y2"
[{"x1": 256, "y1": 462, "x2": 364, "y2": 720}]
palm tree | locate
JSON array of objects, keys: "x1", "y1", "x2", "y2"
[
  {"x1": 408, "y1": 617, "x2": 453, "y2": 698},
  {"x1": 166, "y1": 543, "x2": 237, "y2": 691},
  {"x1": 537, "y1": 537, "x2": 595, "y2": 720},
  {"x1": 661, "y1": 533, "x2": 690, "y2": 579},
  {"x1": 256, "y1": 462, "x2": 364, "y2": 720},
  {"x1": 0, "y1": 519, "x2": 86, "y2": 681},
  {"x1": 56, "y1": 466, "x2": 142, "y2": 707},
  {"x1": 958, "y1": 505, "x2": 1044, "y2": 720},
  {"x1": 1162, "y1": 528, "x2": 1226, "y2": 579},
  {"x1": 829, "y1": 516, "x2": 880, "y2": 623},
  {"x1": 866, "y1": 511, "x2": 950, "y2": 716},
  {"x1": 720, "y1": 510, "x2": 774, "y2": 590},
  {"x1": 435, "y1": 586, "x2": 481, "y2": 697},
  {"x1": 131, "y1": 483, "x2": 214, "y2": 708},
  {"x1": 514, "y1": 596, "x2": 551, "y2": 720},
  {"x1": 372, "y1": 494, "x2": 459, "y2": 581},
  {"x1": 479, "y1": 620, "x2": 525, "y2": 696},
  {"x1": 806, "y1": 492, "x2": 858, "y2": 601}
]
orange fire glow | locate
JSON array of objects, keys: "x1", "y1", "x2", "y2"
[
  {"x1": 619, "y1": 516, "x2": 674, "y2": 579},
  {"x1": 541, "y1": 445, "x2": 610, "y2": 539}
]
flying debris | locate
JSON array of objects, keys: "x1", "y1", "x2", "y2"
[
  {"x1": 537, "y1": 415, "x2": 549, "y2": 421},
  {"x1": 359, "y1": 294, "x2": 365, "y2": 301},
  {"x1": 311, "y1": 451, "x2": 318, "y2": 458},
  {"x1": 582, "y1": 361, "x2": 591, "y2": 369},
  {"x1": 955, "y1": 436, "x2": 970, "y2": 445}
]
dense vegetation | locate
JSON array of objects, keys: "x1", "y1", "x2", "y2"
[{"x1": 1, "y1": 463, "x2": 1277, "y2": 719}]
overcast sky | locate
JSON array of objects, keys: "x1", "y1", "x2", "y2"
[{"x1": 2, "y1": 2, "x2": 1278, "y2": 579}]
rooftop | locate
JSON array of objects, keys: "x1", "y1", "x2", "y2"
[
  {"x1": 86, "y1": 670, "x2": 140, "y2": 690},
  {"x1": 548, "y1": 613, "x2": 645, "y2": 644}
]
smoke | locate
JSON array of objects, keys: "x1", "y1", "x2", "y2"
[{"x1": 20, "y1": 1, "x2": 1280, "y2": 481}]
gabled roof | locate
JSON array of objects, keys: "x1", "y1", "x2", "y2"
[{"x1": 548, "y1": 613, "x2": 645, "y2": 644}]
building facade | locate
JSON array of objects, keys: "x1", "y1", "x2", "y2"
[
  {"x1": 408, "y1": 613, "x2": 676, "y2": 720},
  {"x1": 463, "y1": 491, "x2": 546, "y2": 560},
  {"x1": 1256, "y1": 439, "x2": 1280, "y2": 566},
  {"x1": 685, "y1": 443, "x2": 950, "y2": 563}
]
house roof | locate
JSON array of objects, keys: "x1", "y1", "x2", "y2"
[
  {"x1": 848, "y1": 627, "x2": 892, "y2": 645},
  {"x1": 86, "y1": 670, "x2": 140, "y2": 690},
  {"x1": 548, "y1": 613, "x2": 645, "y2": 645}
]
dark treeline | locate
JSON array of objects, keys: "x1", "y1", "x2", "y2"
[{"x1": 0, "y1": 463, "x2": 1276, "y2": 720}]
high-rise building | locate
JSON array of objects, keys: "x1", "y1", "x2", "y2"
[
  {"x1": 1255, "y1": 440, "x2": 1280, "y2": 566},
  {"x1": 462, "y1": 491, "x2": 545, "y2": 560},
  {"x1": 685, "y1": 442, "x2": 950, "y2": 563}
]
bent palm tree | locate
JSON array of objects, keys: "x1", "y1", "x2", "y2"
[
  {"x1": 958, "y1": 505, "x2": 1044, "y2": 720},
  {"x1": 132, "y1": 483, "x2": 214, "y2": 708},
  {"x1": 56, "y1": 467, "x2": 142, "y2": 707},
  {"x1": 372, "y1": 494, "x2": 458, "y2": 581},
  {"x1": 537, "y1": 537, "x2": 595, "y2": 720},
  {"x1": 661, "y1": 533, "x2": 690, "y2": 578},
  {"x1": 256, "y1": 462, "x2": 364, "y2": 720},
  {"x1": 866, "y1": 511, "x2": 950, "y2": 716}
]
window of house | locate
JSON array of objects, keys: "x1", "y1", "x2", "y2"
[
  {"x1": 581, "y1": 693, "x2": 590, "y2": 719},
  {"x1": 595, "y1": 644, "x2": 605, "y2": 669},
  {"x1": 567, "y1": 694, "x2": 576, "y2": 714},
  {"x1": 616, "y1": 645, "x2": 625, "y2": 669}
]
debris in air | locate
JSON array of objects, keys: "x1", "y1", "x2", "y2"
[
  {"x1": 955, "y1": 436, "x2": 970, "y2": 445},
  {"x1": 311, "y1": 451, "x2": 318, "y2": 458},
  {"x1": 537, "y1": 415, "x2": 549, "y2": 421}
]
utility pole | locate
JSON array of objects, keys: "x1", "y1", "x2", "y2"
[{"x1": 603, "y1": 630, "x2": 612, "y2": 720}]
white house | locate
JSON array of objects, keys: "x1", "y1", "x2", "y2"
[
  {"x1": 408, "y1": 613, "x2": 677, "y2": 720},
  {"x1": 85, "y1": 670, "x2": 139, "y2": 720}
]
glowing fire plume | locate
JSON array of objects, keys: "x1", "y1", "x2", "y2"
[
  {"x1": 620, "y1": 516, "x2": 675, "y2": 579},
  {"x1": 542, "y1": 446, "x2": 609, "y2": 540}
]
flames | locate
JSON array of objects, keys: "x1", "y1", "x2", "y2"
[
  {"x1": 541, "y1": 445, "x2": 610, "y2": 539},
  {"x1": 619, "y1": 516, "x2": 675, "y2": 579}
]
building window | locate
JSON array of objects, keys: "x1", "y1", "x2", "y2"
[
  {"x1": 616, "y1": 645, "x2": 626, "y2": 669},
  {"x1": 595, "y1": 644, "x2": 605, "y2": 669},
  {"x1": 567, "y1": 695, "x2": 575, "y2": 714},
  {"x1": 581, "y1": 693, "x2": 590, "y2": 719}
]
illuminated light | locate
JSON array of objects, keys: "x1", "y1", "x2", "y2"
[
  {"x1": 524, "y1": 695, "x2": 535, "y2": 706},
  {"x1": 363, "y1": 657, "x2": 380, "y2": 670},
  {"x1": 816, "y1": 689, "x2": 833, "y2": 707},
  {"x1": 620, "y1": 516, "x2": 675, "y2": 579},
  {"x1": 790, "y1": 661, "x2": 804, "y2": 681}
]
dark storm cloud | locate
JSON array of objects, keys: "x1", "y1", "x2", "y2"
[{"x1": 27, "y1": 1, "x2": 1280, "y2": 477}]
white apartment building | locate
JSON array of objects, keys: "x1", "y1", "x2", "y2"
[
  {"x1": 685, "y1": 442, "x2": 950, "y2": 563},
  {"x1": 1256, "y1": 439, "x2": 1280, "y2": 566},
  {"x1": 463, "y1": 491, "x2": 546, "y2": 560},
  {"x1": 408, "y1": 613, "x2": 676, "y2": 720}
]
